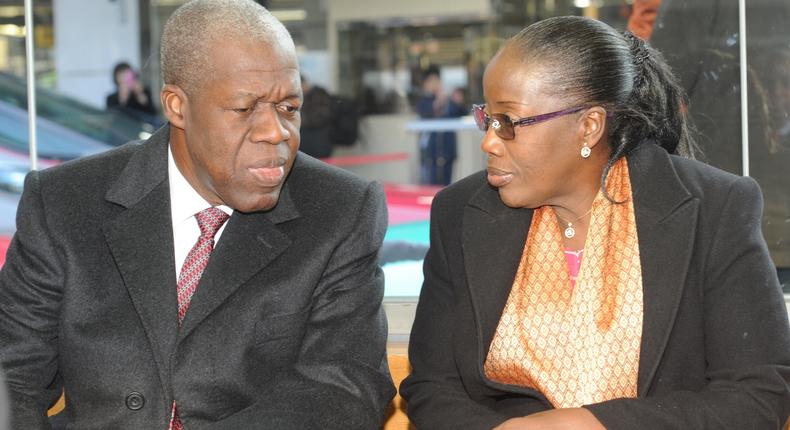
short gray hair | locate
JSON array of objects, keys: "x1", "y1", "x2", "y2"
[{"x1": 161, "y1": 0, "x2": 294, "y2": 93}]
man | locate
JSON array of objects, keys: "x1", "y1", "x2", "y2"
[
  {"x1": 415, "y1": 66, "x2": 463, "y2": 186},
  {"x1": 299, "y1": 75, "x2": 333, "y2": 159},
  {"x1": 0, "y1": 0, "x2": 394, "y2": 428}
]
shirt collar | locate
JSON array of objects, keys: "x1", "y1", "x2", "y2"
[{"x1": 168, "y1": 145, "x2": 233, "y2": 225}]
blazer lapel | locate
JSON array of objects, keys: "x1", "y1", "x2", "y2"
[
  {"x1": 462, "y1": 183, "x2": 533, "y2": 381},
  {"x1": 177, "y1": 182, "x2": 300, "y2": 341},
  {"x1": 103, "y1": 126, "x2": 178, "y2": 395},
  {"x1": 628, "y1": 143, "x2": 699, "y2": 396},
  {"x1": 461, "y1": 144, "x2": 700, "y2": 398}
]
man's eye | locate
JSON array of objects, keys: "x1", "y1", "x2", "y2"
[
  {"x1": 232, "y1": 107, "x2": 252, "y2": 114},
  {"x1": 278, "y1": 104, "x2": 300, "y2": 114}
]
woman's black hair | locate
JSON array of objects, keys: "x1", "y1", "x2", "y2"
[
  {"x1": 111, "y1": 61, "x2": 133, "y2": 87},
  {"x1": 506, "y1": 16, "x2": 696, "y2": 196}
]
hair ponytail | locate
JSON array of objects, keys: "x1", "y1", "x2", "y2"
[{"x1": 612, "y1": 31, "x2": 695, "y2": 158}]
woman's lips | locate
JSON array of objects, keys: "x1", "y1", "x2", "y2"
[
  {"x1": 487, "y1": 168, "x2": 514, "y2": 187},
  {"x1": 247, "y1": 165, "x2": 285, "y2": 186}
]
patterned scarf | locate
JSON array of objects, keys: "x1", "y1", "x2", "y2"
[{"x1": 484, "y1": 157, "x2": 643, "y2": 408}]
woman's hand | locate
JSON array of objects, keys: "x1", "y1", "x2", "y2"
[
  {"x1": 492, "y1": 408, "x2": 606, "y2": 430},
  {"x1": 132, "y1": 82, "x2": 149, "y2": 105}
]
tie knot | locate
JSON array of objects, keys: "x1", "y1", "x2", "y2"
[{"x1": 195, "y1": 207, "x2": 230, "y2": 239}]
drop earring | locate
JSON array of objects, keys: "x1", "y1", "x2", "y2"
[{"x1": 580, "y1": 142, "x2": 591, "y2": 158}]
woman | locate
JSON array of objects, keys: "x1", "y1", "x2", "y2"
[
  {"x1": 400, "y1": 16, "x2": 790, "y2": 430},
  {"x1": 106, "y1": 62, "x2": 157, "y2": 119}
]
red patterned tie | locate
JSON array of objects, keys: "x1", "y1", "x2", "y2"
[{"x1": 169, "y1": 207, "x2": 230, "y2": 430}]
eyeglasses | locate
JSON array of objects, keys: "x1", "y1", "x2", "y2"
[{"x1": 472, "y1": 104, "x2": 586, "y2": 140}]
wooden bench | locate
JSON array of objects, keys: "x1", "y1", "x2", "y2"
[{"x1": 383, "y1": 354, "x2": 414, "y2": 430}]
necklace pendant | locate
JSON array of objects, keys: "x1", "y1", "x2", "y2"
[{"x1": 564, "y1": 225, "x2": 576, "y2": 239}]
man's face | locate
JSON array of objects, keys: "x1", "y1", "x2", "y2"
[
  {"x1": 170, "y1": 37, "x2": 302, "y2": 213},
  {"x1": 423, "y1": 74, "x2": 441, "y2": 94}
]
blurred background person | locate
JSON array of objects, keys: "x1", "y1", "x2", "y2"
[
  {"x1": 300, "y1": 75, "x2": 334, "y2": 158},
  {"x1": 106, "y1": 61, "x2": 158, "y2": 122},
  {"x1": 415, "y1": 66, "x2": 466, "y2": 185},
  {"x1": 770, "y1": 48, "x2": 790, "y2": 146},
  {"x1": 449, "y1": 87, "x2": 467, "y2": 117}
]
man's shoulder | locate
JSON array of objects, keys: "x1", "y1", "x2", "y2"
[
  {"x1": 284, "y1": 153, "x2": 384, "y2": 218},
  {"x1": 36, "y1": 140, "x2": 145, "y2": 195},
  {"x1": 288, "y1": 152, "x2": 376, "y2": 195}
]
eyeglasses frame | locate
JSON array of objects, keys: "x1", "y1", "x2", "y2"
[{"x1": 472, "y1": 104, "x2": 588, "y2": 140}]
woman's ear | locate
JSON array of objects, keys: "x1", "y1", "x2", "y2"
[
  {"x1": 161, "y1": 84, "x2": 188, "y2": 129},
  {"x1": 581, "y1": 106, "x2": 607, "y2": 149}
]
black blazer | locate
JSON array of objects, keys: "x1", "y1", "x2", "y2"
[
  {"x1": 0, "y1": 126, "x2": 395, "y2": 429},
  {"x1": 0, "y1": 365, "x2": 8, "y2": 428},
  {"x1": 400, "y1": 142, "x2": 790, "y2": 429}
]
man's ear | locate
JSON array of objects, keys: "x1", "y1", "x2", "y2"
[
  {"x1": 161, "y1": 84, "x2": 188, "y2": 129},
  {"x1": 581, "y1": 106, "x2": 607, "y2": 149}
]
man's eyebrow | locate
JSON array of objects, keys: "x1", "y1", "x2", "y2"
[
  {"x1": 283, "y1": 92, "x2": 303, "y2": 101},
  {"x1": 226, "y1": 92, "x2": 260, "y2": 101}
]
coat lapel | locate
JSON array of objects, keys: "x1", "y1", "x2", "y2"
[
  {"x1": 461, "y1": 143, "x2": 700, "y2": 398},
  {"x1": 627, "y1": 144, "x2": 698, "y2": 395},
  {"x1": 103, "y1": 126, "x2": 177, "y2": 395},
  {"x1": 177, "y1": 178, "x2": 300, "y2": 341},
  {"x1": 102, "y1": 126, "x2": 303, "y2": 380},
  {"x1": 462, "y1": 183, "x2": 533, "y2": 375}
]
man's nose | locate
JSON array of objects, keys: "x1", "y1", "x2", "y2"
[{"x1": 249, "y1": 104, "x2": 291, "y2": 144}]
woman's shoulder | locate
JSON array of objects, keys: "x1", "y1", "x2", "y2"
[
  {"x1": 667, "y1": 152, "x2": 758, "y2": 198},
  {"x1": 631, "y1": 142, "x2": 755, "y2": 199}
]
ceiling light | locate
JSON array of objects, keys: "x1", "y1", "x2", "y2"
[
  {"x1": 271, "y1": 9, "x2": 306, "y2": 22},
  {"x1": 0, "y1": 24, "x2": 25, "y2": 38}
]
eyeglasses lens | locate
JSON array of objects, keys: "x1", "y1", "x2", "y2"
[{"x1": 473, "y1": 105, "x2": 514, "y2": 140}]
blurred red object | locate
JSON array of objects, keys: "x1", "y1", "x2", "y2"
[
  {"x1": 0, "y1": 235, "x2": 10, "y2": 267},
  {"x1": 383, "y1": 183, "x2": 441, "y2": 225},
  {"x1": 628, "y1": 0, "x2": 662, "y2": 40}
]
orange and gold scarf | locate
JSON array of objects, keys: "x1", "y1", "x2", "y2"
[{"x1": 484, "y1": 157, "x2": 643, "y2": 408}]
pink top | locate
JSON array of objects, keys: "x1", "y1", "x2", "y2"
[{"x1": 564, "y1": 249, "x2": 584, "y2": 287}]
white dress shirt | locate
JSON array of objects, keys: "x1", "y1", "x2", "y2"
[{"x1": 168, "y1": 146, "x2": 233, "y2": 278}]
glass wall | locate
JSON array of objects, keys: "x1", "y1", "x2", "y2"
[
  {"x1": 746, "y1": 1, "x2": 790, "y2": 276},
  {"x1": 0, "y1": 0, "x2": 54, "y2": 83},
  {"x1": 651, "y1": 0, "x2": 790, "y2": 281}
]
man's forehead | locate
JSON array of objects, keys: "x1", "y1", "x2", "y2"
[
  {"x1": 201, "y1": 37, "x2": 295, "y2": 73},
  {"x1": 226, "y1": 74, "x2": 301, "y2": 97},
  {"x1": 208, "y1": 66, "x2": 302, "y2": 99}
]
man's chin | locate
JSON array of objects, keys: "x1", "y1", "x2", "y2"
[{"x1": 228, "y1": 191, "x2": 282, "y2": 214}]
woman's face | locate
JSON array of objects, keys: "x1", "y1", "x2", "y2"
[{"x1": 480, "y1": 48, "x2": 588, "y2": 209}]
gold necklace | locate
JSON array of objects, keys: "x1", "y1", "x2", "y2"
[{"x1": 555, "y1": 206, "x2": 593, "y2": 239}]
